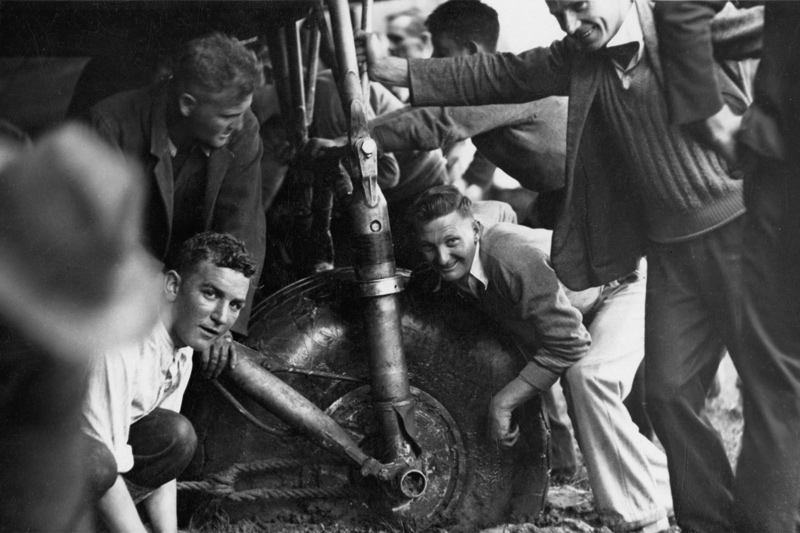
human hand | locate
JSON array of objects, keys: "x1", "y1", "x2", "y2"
[
  {"x1": 488, "y1": 395, "x2": 520, "y2": 449},
  {"x1": 202, "y1": 333, "x2": 237, "y2": 378},
  {"x1": 355, "y1": 31, "x2": 384, "y2": 80},
  {"x1": 487, "y1": 376, "x2": 540, "y2": 448},
  {"x1": 355, "y1": 31, "x2": 409, "y2": 88},
  {"x1": 301, "y1": 137, "x2": 346, "y2": 160},
  {"x1": 688, "y1": 104, "x2": 742, "y2": 167}
]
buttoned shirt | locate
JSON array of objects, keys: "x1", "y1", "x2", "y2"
[{"x1": 81, "y1": 321, "x2": 194, "y2": 473}]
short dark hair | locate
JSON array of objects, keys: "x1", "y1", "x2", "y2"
[
  {"x1": 175, "y1": 232, "x2": 257, "y2": 279},
  {"x1": 172, "y1": 33, "x2": 264, "y2": 101},
  {"x1": 426, "y1": 0, "x2": 500, "y2": 51},
  {"x1": 406, "y1": 185, "x2": 473, "y2": 232}
]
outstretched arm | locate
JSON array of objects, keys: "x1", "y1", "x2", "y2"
[{"x1": 358, "y1": 31, "x2": 573, "y2": 108}]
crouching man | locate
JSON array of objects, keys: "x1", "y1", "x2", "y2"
[
  {"x1": 81, "y1": 232, "x2": 257, "y2": 533},
  {"x1": 407, "y1": 185, "x2": 590, "y2": 442},
  {"x1": 407, "y1": 186, "x2": 672, "y2": 532}
]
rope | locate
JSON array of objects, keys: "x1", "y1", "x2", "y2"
[
  {"x1": 225, "y1": 486, "x2": 357, "y2": 502},
  {"x1": 176, "y1": 457, "x2": 354, "y2": 502}
]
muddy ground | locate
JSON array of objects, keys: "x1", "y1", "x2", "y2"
[{"x1": 183, "y1": 356, "x2": 742, "y2": 533}]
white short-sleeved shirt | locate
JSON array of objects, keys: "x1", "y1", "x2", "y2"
[{"x1": 81, "y1": 321, "x2": 194, "y2": 473}]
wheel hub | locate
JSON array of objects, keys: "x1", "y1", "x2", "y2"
[{"x1": 326, "y1": 385, "x2": 467, "y2": 525}]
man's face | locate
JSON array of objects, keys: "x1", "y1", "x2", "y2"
[
  {"x1": 431, "y1": 32, "x2": 471, "y2": 59},
  {"x1": 546, "y1": 0, "x2": 631, "y2": 52},
  {"x1": 416, "y1": 211, "x2": 478, "y2": 283},
  {"x1": 184, "y1": 89, "x2": 253, "y2": 149},
  {"x1": 387, "y1": 16, "x2": 431, "y2": 59},
  {"x1": 169, "y1": 259, "x2": 250, "y2": 351}
]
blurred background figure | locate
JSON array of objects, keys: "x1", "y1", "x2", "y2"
[
  {"x1": 384, "y1": 7, "x2": 432, "y2": 104},
  {"x1": 0, "y1": 122, "x2": 162, "y2": 532},
  {"x1": 385, "y1": 7, "x2": 432, "y2": 60}
]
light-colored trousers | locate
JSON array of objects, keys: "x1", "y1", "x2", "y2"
[{"x1": 561, "y1": 268, "x2": 673, "y2": 532}]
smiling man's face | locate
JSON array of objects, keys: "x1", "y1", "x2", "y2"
[
  {"x1": 416, "y1": 211, "x2": 479, "y2": 284},
  {"x1": 168, "y1": 259, "x2": 250, "y2": 351},
  {"x1": 545, "y1": 0, "x2": 631, "y2": 52}
]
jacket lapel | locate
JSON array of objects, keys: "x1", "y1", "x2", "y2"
[
  {"x1": 637, "y1": 0, "x2": 665, "y2": 89},
  {"x1": 150, "y1": 91, "x2": 174, "y2": 231},
  {"x1": 204, "y1": 146, "x2": 233, "y2": 227}
]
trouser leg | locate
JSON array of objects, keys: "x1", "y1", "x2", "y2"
[
  {"x1": 125, "y1": 408, "x2": 198, "y2": 490},
  {"x1": 645, "y1": 220, "x2": 743, "y2": 533},
  {"x1": 623, "y1": 358, "x2": 655, "y2": 441},
  {"x1": 541, "y1": 388, "x2": 577, "y2": 478},
  {"x1": 562, "y1": 273, "x2": 670, "y2": 531},
  {"x1": 733, "y1": 156, "x2": 800, "y2": 533},
  {"x1": 82, "y1": 435, "x2": 118, "y2": 501}
]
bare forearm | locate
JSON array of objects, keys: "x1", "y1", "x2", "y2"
[
  {"x1": 97, "y1": 476, "x2": 148, "y2": 533},
  {"x1": 143, "y1": 480, "x2": 178, "y2": 533}
]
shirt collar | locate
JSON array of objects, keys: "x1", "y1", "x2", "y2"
[
  {"x1": 605, "y1": 2, "x2": 644, "y2": 71},
  {"x1": 467, "y1": 239, "x2": 489, "y2": 295},
  {"x1": 168, "y1": 137, "x2": 211, "y2": 158},
  {"x1": 155, "y1": 318, "x2": 179, "y2": 353},
  {"x1": 452, "y1": 237, "x2": 489, "y2": 299}
]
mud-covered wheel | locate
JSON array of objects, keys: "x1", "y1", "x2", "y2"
[{"x1": 186, "y1": 268, "x2": 549, "y2": 531}]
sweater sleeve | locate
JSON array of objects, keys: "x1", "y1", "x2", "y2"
[
  {"x1": 488, "y1": 243, "x2": 591, "y2": 391},
  {"x1": 369, "y1": 103, "x2": 535, "y2": 153},
  {"x1": 408, "y1": 41, "x2": 574, "y2": 108},
  {"x1": 655, "y1": 2, "x2": 764, "y2": 124},
  {"x1": 654, "y1": 1, "x2": 725, "y2": 124}
]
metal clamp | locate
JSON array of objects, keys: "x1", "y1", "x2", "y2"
[{"x1": 354, "y1": 275, "x2": 405, "y2": 298}]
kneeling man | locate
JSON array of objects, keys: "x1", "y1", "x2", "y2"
[
  {"x1": 407, "y1": 186, "x2": 672, "y2": 533},
  {"x1": 81, "y1": 232, "x2": 256, "y2": 533}
]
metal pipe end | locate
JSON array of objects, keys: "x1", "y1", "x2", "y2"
[{"x1": 398, "y1": 468, "x2": 427, "y2": 499}]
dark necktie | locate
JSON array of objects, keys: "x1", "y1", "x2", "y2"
[{"x1": 605, "y1": 41, "x2": 640, "y2": 69}]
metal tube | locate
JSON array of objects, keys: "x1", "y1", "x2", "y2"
[
  {"x1": 265, "y1": 25, "x2": 294, "y2": 142},
  {"x1": 286, "y1": 20, "x2": 309, "y2": 145},
  {"x1": 327, "y1": 0, "x2": 362, "y2": 110},
  {"x1": 313, "y1": 1, "x2": 339, "y2": 84},
  {"x1": 305, "y1": 23, "x2": 321, "y2": 128},
  {"x1": 360, "y1": 0, "x2": 373, "y2": 99},
  {"x1": 328, "y1": 0, "x2": 417, "y2": 465},
  {"x1": 226, "y1": 342, "x2": 376, "y2": 469}
]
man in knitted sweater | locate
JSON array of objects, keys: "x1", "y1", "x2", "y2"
[{"x1": 358, "y1": 1, "x2": 758, "y2": 532}]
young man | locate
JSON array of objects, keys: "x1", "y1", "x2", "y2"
[
  {"x1": 81, "y1": 232, "x2": 256, "y2": 533},
  {"x1": 361, "y1": 2, "x2": 759, "y2": 531},
  {"x1": 90, "y1": 33, "x2": 266, "y2": 337},
  {"x1": 408, "y1": 185, "x2": 671, "y2": 533}
]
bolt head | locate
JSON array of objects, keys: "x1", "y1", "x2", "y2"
[{"x1": 360, "y1": 138, "x2": 376, "y2": 156}]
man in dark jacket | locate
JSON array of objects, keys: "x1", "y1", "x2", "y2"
[{"x1": 90, "y1": 33, "x2": 266, "y2": 341}]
